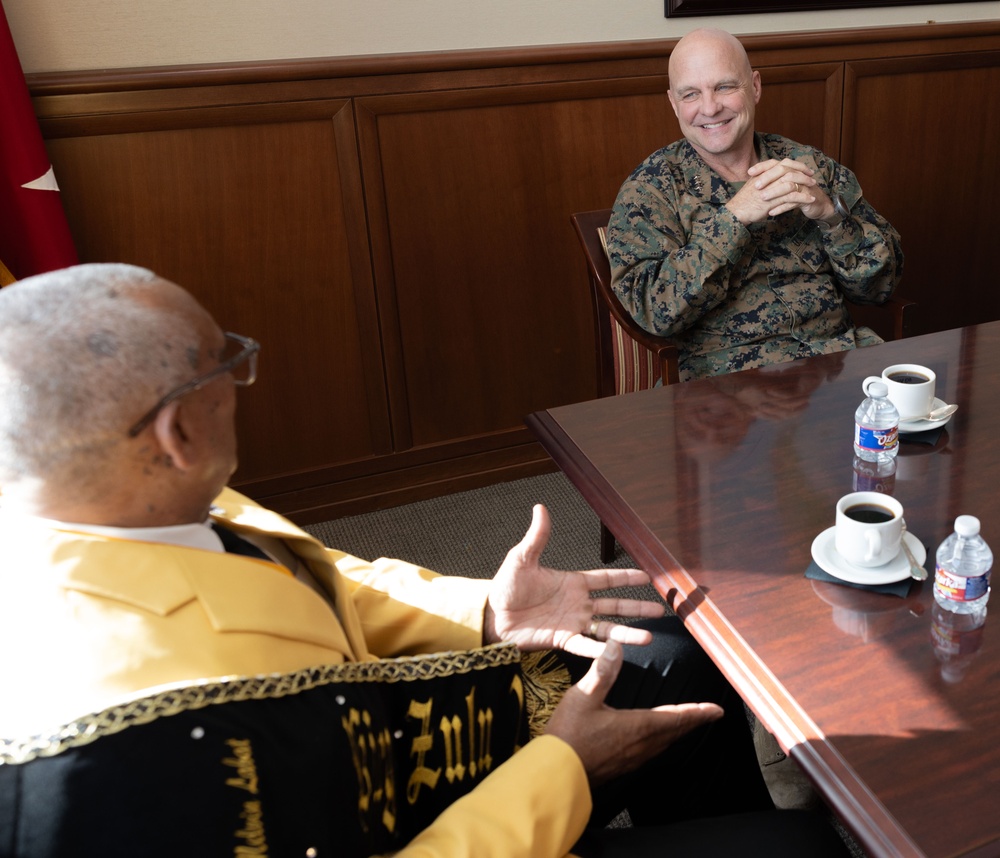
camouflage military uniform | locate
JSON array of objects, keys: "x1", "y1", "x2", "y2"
[{"x1": 607, "y1": 133, "x2": 903, "y2": 381}]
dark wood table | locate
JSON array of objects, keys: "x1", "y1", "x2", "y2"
[{"x1": 526, "y1": 321, "x2": 1000, "y2": 858}]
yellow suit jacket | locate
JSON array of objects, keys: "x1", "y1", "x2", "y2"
[{"x1": 1, "y1": 488, "x2": 590, "y2": 857}]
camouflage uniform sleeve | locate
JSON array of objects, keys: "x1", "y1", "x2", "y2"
[
  {"x1": 607, "y1": 177, "x2": 752, "y2": 338},
  {"x1": 816, "y1": 158, "x2": 903, "y2": 306}
]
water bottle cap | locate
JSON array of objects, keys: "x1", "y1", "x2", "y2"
[
  {"x1": 868, "y1": 381, "x2": 888, "y2": 398},
  {"x1": 954, "y1": 515, "x2": 981, "y2": 537}
]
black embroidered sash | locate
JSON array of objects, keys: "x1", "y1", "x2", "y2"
[{"x1": 0, "y1": 645, "x2": 566, "y2": 857}]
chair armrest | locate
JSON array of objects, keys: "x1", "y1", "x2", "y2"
[
  {"x1": 846, "y1": 295, "x2": 916, "y2": 342},
  {"x1": 625, "y1": 322, "x2": 681, "y2": 386}
]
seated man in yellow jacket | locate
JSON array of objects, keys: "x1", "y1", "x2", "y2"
[{"x1": 0, "y1": 264, "x2": 848, "y2": 857}]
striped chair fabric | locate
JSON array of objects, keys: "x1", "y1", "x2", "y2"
[{"x1": 597, "y1": 226, "x2": 660, "y2": 393}]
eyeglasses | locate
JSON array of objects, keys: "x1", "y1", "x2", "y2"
[{"x1": 127, "y1": 331, "x2": 260, "y2": 438}]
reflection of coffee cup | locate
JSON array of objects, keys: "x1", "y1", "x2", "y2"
[
  {"x1": 863, "y1": 364, "x2": 936, "y2": 420},
  {"x1": 895, "y1": 440, "x2": 940, "y2": 482},
  {"x1": 812, "y1": 579, "x2": 919, "y2": 642},
  {"x1": 835, "y1": 491, "x2": 903, "y2": 567}
]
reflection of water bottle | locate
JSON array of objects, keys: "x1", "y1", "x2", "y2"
[
  {"x1": 930, "y1": 601, "x2": 985, "y2": 683},
  {"x1": 934, "y1": 516, "x2": 992, "y2": 623},
  {"x1": 852, "y1": 454, "x2": 896, "y2": 494},
  {"x1": 854, "y1": 381, "x2": 899, "y2": 464}
]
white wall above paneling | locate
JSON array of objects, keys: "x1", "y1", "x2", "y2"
[{"x1": 5, "y1": 0, "x2": 998, "y2": 73}]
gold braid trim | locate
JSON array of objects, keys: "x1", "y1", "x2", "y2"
[
  {"x1": 520, "y1": 651, "x2": 572, "y2": 738},
  {"x1": 2, "y1": 643, "x2": 521, "y2": 766}
]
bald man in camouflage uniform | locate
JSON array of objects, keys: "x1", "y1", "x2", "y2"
[{"x1": 608, "y1": 28, "x2": 902, "y2": 381}]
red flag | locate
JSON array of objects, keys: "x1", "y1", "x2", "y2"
[{"x1": 0, "y1": 0, "x2": 77, "y2": 280}]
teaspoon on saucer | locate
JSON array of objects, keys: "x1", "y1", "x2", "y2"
[
  {"x1": 921, "y1": 403, "x2": 958, "y2": 422},
  {"x1": 901, "y1": 521, "x2": 927, "y2": 580}
]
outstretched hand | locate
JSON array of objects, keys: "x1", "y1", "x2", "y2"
[
  {"x1": 545, "y1": 640, "x2": 723, "y2": 786},
  {"x1": 482, "y1": 504, "x2": 665, "y2": 658}
]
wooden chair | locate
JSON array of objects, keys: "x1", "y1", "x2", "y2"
[
  {"x1": 572, "y1": 209, "x2": 679, "y2": 398},
  {"x1": 571, "y1": 207, "x2": 915, "y2": 560}
]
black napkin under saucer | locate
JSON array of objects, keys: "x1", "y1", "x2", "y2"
[{"x1": 804, "y1": 538, "x2": 930, "y2": 598}]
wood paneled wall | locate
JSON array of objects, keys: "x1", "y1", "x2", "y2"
[{"x1": 29, "y1": 23, "x2": 1000, "y2": 522}]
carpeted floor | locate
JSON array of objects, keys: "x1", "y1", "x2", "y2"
[
  {"x1": 305, "y1": 470, "x2": 660, "y2": 611},
  {"x1": 304, "y1": 471, "x2": 639, "y2": 580}
]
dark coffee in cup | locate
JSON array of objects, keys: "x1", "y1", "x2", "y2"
[
  {"x1": 887, "y1": 371, "x2": 930, "y2": 385},
  {"x1": 844, "y1": 503, "x2": 895, "y2": 524}
]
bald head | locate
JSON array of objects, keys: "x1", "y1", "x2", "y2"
[
  {"x1": 667, "y1": 28, "x2": 761, "y2": 175},
  {"x1": 0, "y1": 264, "x2": 226, "y2": 511},
  {"x1": 669, "y1": 28, "x2": 753, "y2": 82}
]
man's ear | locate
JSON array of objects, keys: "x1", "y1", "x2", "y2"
[
  {"x1": 152, "y1": 400, "x2": 198, "y2": 473},
  {"x1": 667, "y1": 89, "x2": 680, "y2": 118}
]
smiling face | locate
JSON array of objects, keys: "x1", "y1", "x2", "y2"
[{"x1": 667, "y1": 29, "x2": 761, "y2": 175}]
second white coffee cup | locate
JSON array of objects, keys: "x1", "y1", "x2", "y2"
[
  {"x1": 835, "y1": 491, "x2": 903, "y2": 567},
  {"x1": 863, "y1": 364, "x2": 935, "y2": 420}
]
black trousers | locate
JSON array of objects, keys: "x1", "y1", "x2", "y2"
[{"x1": 558, "y1": 617, "x2": 850, "y2": 858}]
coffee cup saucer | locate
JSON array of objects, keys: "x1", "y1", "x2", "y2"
[
  {"x1": 810, "y1": 526, "x2": 926, "y2": 585},
  {"x1": 899, "y1": 397, "x2": 952, "y2": 433}
]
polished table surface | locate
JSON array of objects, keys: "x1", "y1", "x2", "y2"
[{"x1": 526, "y1": 321, "x2": 1000, "y2": 858}]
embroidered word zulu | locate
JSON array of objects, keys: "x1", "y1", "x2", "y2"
[{"x1": 342, "y1": 674, "x2": 525, "y2": 836}]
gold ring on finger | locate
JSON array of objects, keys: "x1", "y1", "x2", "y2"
[{"x1": 588, "y1": 620, "x2": 600, "y2": 638}]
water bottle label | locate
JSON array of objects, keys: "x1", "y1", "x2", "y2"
[
  {"x1": 855, "y1": 424, "x2": 898, "y2": 453},
  {"x1": 934, "y1": 566, "x2": 991, "y2": 602}
]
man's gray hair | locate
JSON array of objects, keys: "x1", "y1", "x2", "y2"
[{"x1": 0, "y1": 263, "x2": 204, "y2": 483}]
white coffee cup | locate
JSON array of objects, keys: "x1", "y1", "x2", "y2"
[
  {"x1": 863, "y1": 364, "x2": 936, "y2": 420},
  {"x1": 835, "y1": 491, "x2": 903, "y2": 568}
]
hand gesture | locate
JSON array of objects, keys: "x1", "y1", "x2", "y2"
[
  {"x1": 545, "y1": 640, "x2": 724, "y2": 786},
  {"x1": 728, "y1": 157, "x2": 835, "y2": 224},
  {"x1": 483, "y1": 504, "x2": 665, "y2": 658}
]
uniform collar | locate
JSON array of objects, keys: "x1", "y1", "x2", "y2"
[
  {"x1": 679, "y1": 133, "x2": 774, "y2": 204},
  {"x1": 6, "y1": 514, "x2": 226, "y2": 553}
]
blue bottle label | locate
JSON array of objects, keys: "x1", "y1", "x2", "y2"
[
  {"x1": 855, "y1": 424, "x2": 898, "y2": 453},
  {"x1": 934, "y1": 566, "x2": 991, "y2": 602}
]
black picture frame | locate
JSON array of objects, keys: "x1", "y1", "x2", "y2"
[{"x1": 667, "y1": 0, "x2": 975, "y2": 16}]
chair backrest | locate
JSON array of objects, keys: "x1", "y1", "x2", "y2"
[{"x1": 571, "y1": 209, "x2": 680, "y2": 398}]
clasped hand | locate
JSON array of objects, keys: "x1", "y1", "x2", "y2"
[
  {"x1": 727, "y1": 157, "x2": 836, "y2": 225},
  {"x1": 482, "y1": 504, "x2": 665, "y2": 659}
]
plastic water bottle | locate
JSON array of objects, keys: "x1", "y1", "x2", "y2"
[
  {"x1": 933, "y1": 516, "x2": 992, "y2": 622},
  {"x1": 854, "y1": 381, "x2": 899, "y2": 463}
]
